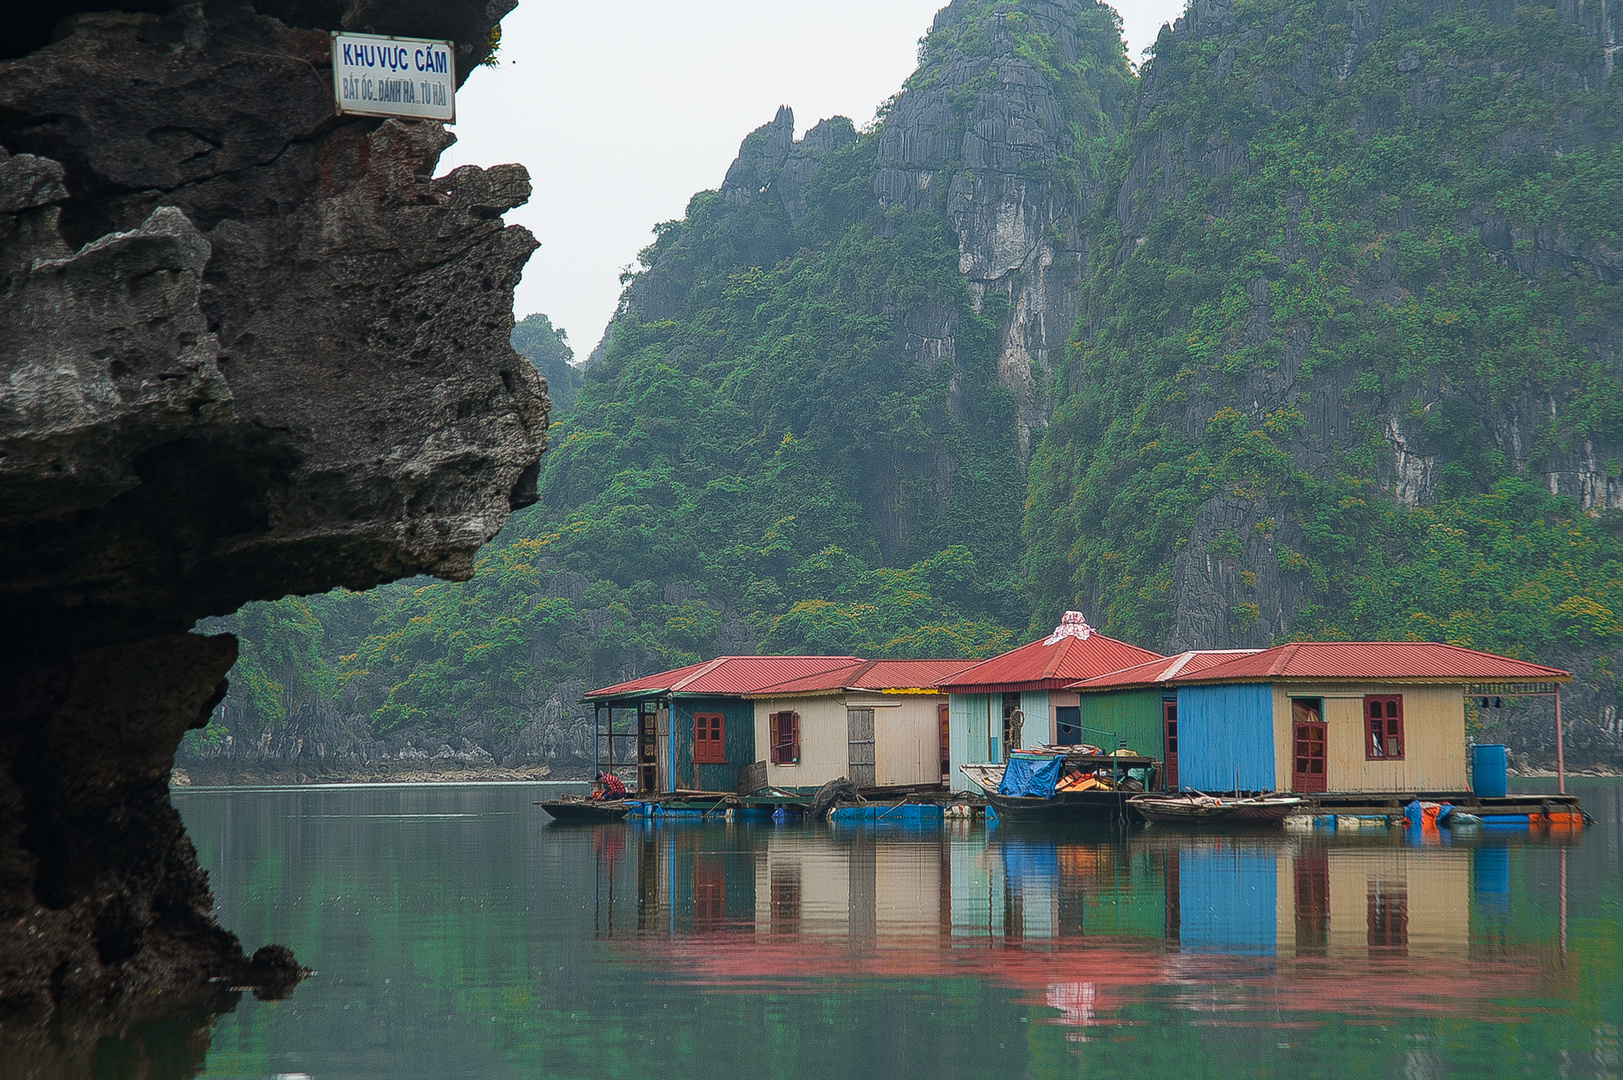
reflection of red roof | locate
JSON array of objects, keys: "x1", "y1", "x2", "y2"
[
  {"x1": 585, "y1": 656, "x2": 860, "y2": 699},
  {"x1": 630, "y1": 932, "x2": 1553, "y2": 1022},
  {"x1": 1071, "y1": 650, "x2": 1262, "y2": 691},
  {"x1": 938, "y1": 618, "x2": 1162, "y2": 693},
  {"x1": 1178, "y1": 642, "x2": 1571, "y2": 684},
  {"x1": 749, "y1": 658, "x2": 979, "y2": 698}
]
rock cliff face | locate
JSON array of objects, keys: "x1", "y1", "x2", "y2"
[
  {"x1": 0, "y1": 0, "x2": 543, "y2": 1031},
  {"x1": 1023, "y1": 0, "x2": 1623, "y2": 737},
  {"x1": 875, "y1": 0, "x2": 1130, "y2": 460}
]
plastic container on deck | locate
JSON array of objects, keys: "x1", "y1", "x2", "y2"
[{"x1": 1471, "y1": 743, "x2": 1508, "y2": 798}]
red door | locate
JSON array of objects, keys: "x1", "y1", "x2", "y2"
[
  {"x1": 1292, "y1": 720, "x2": 1327, "y2": 793},
  {"x1": 1162, "y1": 701, "x2": 1179, "y2": 791}
]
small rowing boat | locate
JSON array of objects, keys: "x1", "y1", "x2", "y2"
[
  {"x1": 536, "y1": 796, "x2": 631, "y2": 822},
  {"x1": 1128, "y1": 792, "x2": 1301, "y2": 826}
]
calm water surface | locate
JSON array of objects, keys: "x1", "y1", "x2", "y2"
[{"x1": 174, "y1": 780, "x2": 1623, "y2": 1079}]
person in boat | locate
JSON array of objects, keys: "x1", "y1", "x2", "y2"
[{"x1": 593, "y1": 772, "x2": 627, "y2": 800}]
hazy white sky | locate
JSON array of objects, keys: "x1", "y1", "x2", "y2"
[{"x1": 439, "y1": 0, "x2": 1185, "y2": 356}]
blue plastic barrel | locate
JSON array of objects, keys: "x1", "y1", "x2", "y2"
[{"x1": 1472, "y1": 744, "x2": 1508, "y2": 798}]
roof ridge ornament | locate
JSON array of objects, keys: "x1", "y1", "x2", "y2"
[{"x1": 1043, "y1": 611, "x2": 1095, "y2": 645}]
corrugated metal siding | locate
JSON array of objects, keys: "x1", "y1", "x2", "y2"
[
  {"x1": 1188, "y1": 641, "x2": 1569, "y2": 682},
  {"x1": 1019, "y1": 690, "x2": 1048, "y2": 750},
  {"x1": 1078, "y1": 688, "x2": 1164, "y2": 757},
  {"x1": 939, "y1": 634, "x2": 1163, "y2": 691},
  {"x1": 948, "y1": 693, "x2": 996, "y2": 790},
  {"x1": 850, "y1": 659, "x2": 978, "y2": 690},
  {"x1": 1176, "y1": 684, "x2": 1275, "y2": 791}
]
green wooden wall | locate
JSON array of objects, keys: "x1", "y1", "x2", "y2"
[{"x1": 1077, "y1": 689, "x2": 1166, "y2": 758}]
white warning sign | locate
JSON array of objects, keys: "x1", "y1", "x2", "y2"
[{"x1": 331, "y1": 32, "x2": 456, "y2": 122}]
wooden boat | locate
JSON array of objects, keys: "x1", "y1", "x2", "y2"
[
  {"x1": 965, "y1": 762, "x2": 1154, "y2": 823},
  {"x1": 1127, "y1": 792, "x2": 1301, "y2": 826},
  {"x1": 537, "y1": 796, "x2": 631, "y2": 822}
]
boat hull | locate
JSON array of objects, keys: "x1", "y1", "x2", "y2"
[
  {"x1": 1129, "y1": 795, "x2": 1301, "y2": 826},
  {"x1": 984, "y1": 790, "x2": 1133, "y2": 823},
  {"x1": 539, "y1": 799, "x2": 631, "y2": 822}
]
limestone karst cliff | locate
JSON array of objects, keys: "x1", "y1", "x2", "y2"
[
  {"x1": 203, "y1": 0, "x2": 1623, "y2": 779},
  {"x1": 1023, "y1": 0, "x2": 1623, "y2": 740},
  {"x1": 0, "y1": 0, "x2": 545, "y2": 1035}
]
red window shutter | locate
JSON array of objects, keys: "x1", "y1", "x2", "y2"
[
  {"x1": 789, "y1": 711, "x2": 800, "y2": 764},
  {"x1": 769, "y1": 712, "x2": 782, "y2": 765},
  {"x1": 694, "y1": 713, "x2": 725, "y2": 764}
]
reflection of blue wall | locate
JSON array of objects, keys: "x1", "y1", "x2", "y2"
[
  {"x1": 999, "y1": 837, "x2": 1059, "y2": 891},
  {"x1": 1175, "y1": 684, "x2": 1275, "y2": 791},
  {"x1": 1473, "y1": 845, "x2": 1511, "y2": 918},
  {"x1": 1178, "y1": 847, "x2": 1277, "y2": 955}
]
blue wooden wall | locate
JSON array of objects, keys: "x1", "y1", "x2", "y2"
[
  {"x1": 1174, "y1": 683, "x2": 1275, "y2": 791},
  {"x1": 671, "y1": 695, "x2": 755, "y2": 792}
]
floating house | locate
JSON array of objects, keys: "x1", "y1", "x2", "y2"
[
  {"x1": 937, "y1": 612, "x2": 1162, "y2": 788},
  {"x1": 583, "y1": 656, "x2": 859, "y2": 793},
  {"x1": 745, "y1": 659, "x2": 978, "y2": 792},
  {"x1": 1068, "y1": 650, "x2": 1261, "y2": 790},
  {"x1": 1143, "y1": 642, "x2": 1571, "y2": 794}
]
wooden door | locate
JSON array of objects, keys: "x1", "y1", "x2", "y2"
[
  {"x1": 1162, "y1": 701, "x2": 1178, "y2": 791},
  {"x1": 938, "y1": 702, "x2": 950, "y2": 782},
  {"x1": 655, "y1": 707, "x2": 671, "y2": 793},
  {"x1": 848, "y1": 708, "x2": 876, "y2": 788},
  {"x1": 1292, "y1": 718, "x2": 1327, "y2": 793}
]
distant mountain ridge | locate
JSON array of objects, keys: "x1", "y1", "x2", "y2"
[{"x1": 191, "y1": 0, "x2": 1623, "y2": 779}]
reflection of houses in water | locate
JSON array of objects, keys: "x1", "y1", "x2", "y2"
[
  {"x1": 1167, "y1": 841, "x2": 1469, "y2": 960},
  {"x1": 593, "y1": 824, "x2": 1566, "y2": 1023}
]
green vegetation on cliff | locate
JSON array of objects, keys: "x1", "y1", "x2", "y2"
[
  {"x1": 1025, "y1": 0, "x2": 1623, "y2": 681},
  {"x1": 193, "y1": 0, "x2": 1622, "y2": 762}
]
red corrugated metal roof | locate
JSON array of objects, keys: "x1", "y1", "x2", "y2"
[
  {"x1": 586, "y1": 655, "x2": 861, "y2": 699},
  {"x1": 747, "y1": 661, "x2": 867, "y2": 697},
  {"x1": 1070, "y1": 650, "x2": 1262, "y2": 690},
  {"x1": 748, "y1": 658, "x2": 980, "y2": 697},
  {"x1": 937, "y1": 614, "x2": 1163, "y2": 693},
  {"x1": 1172, "y1": 642, "x2": 1571, "y2": 684},
  {"x1": 849, "y1": 659, "x2": 980, "y2": 691}
]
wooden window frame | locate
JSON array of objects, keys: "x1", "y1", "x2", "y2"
[
  {"x1": 1363, "y1": 694, "x2": 1405, "y2": 760},
  {"x1": 693, "y1": 712, "x2": 726, "y2": 764},
  {"x1": 769, "y1": 710, "x2": 800, "y2": 765}
]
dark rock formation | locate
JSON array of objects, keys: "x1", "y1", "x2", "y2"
[
  {"x1": 877, "y1": 0, "x2": 1130, "y2": 459},
  {"x1": 0, "y1": 0, "x2": 542, "y2": 1030}
]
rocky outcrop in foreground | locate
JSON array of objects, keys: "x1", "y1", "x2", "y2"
[{"x1": 0, "y1": 0, "x2": 544, "y2": 1042}]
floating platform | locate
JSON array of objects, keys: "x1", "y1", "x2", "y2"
[{"x1": 1296, "y1": 791, "x2": 1585, "y2": 821}]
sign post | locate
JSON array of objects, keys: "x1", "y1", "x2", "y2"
[{"x1": 331, "y1": 32, "x2": 456, "y2": 123}]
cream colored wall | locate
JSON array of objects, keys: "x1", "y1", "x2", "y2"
[
  {"x1": 752, "y1": 695, "x2": 849, "y2": 788},
  {"x1": 854, "y1": 693, "x2": 946, "y2": 788},
  {"x1": 1271, "y1": 683, "x2": 1468, "y2": 792},
  {"x1": 753, "y1": 693, "x2": 943, "y2": 788},
  {"x1": 1273, "y1": 846, "x2": 1469, "y2": 960}
]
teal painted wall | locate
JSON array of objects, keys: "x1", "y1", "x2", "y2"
[
  {"x1": 1077, "y1": 689, "x2": 1165, "y2": 757},
  {"x1": 948, "y1": 693, "x2": 998, "y2": 790},
  {"x1": 1019, "y1": 691, "x2": 1048, "y2": 749},
  {"x1": 671, "y1": 695, "x2": 755, "y2": 792}
]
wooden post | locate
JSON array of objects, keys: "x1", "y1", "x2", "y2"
[{"x1": 1554, "y1": 685, "x2": 1565, "y2": 795}]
